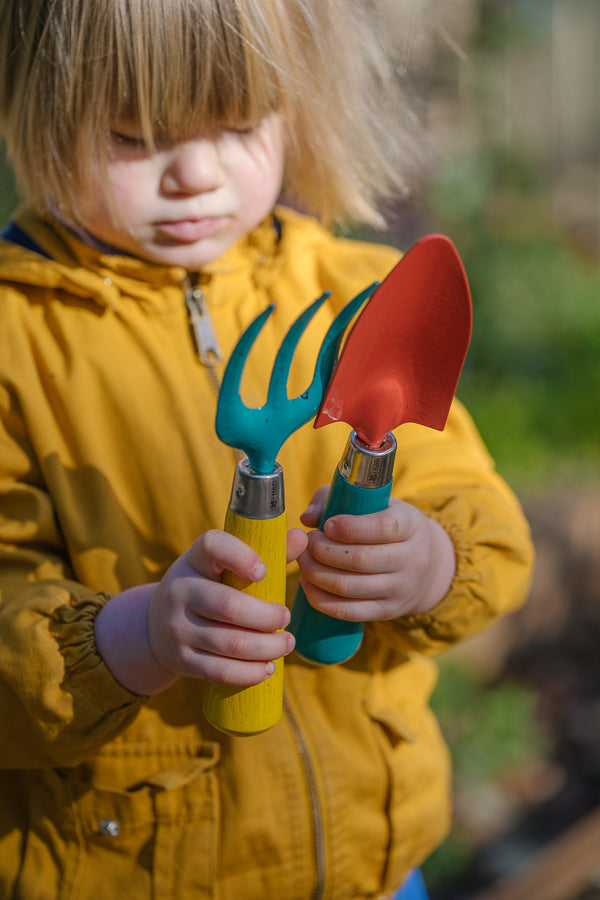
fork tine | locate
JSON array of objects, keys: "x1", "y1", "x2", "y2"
[
  {"x1": 266, "y1": 292, "x2": 330, "y2": 404},
  {"x1": 216, "y1": 282, "x2": 379, "y2": 474},
  {"x1": 303, "y1": 281, "x2": 378, "y2": 406},
  {"x1": 215, "y1": 303, "x2": 275, "y2": 449},
  {"x1": 221, "y1": 303, "x2": 275, "y2": 400}
]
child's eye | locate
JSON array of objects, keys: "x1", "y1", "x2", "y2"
[
  {"x1": 224, "y1": 123, "x2": 255, "y2": 136},
  {"x1": 110, "y1": 130, "x2": 147, "y2": 149}
]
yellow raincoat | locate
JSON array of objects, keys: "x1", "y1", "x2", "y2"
[{"x1": 0, "y1": 206, "x2": 533, "y2": 899}]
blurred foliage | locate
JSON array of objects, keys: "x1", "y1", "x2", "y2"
[
  {"x1": 425, "y1": 2, "x2": 600, "y2": 490},
  {"x1": 421, "y1": 2, "x2": 599, "y2": 890},
  {"x1": 422, "y1": 658, "x2": 548, "y2": 888},
  {"x1": 430, "y1": 658, "x2": 547, "y2": 784},
  {"x1": 431, "y1": 146, "x2": 600, "y2": 489}
]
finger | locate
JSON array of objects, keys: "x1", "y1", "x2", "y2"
[
  {"x1": 201, "y1": 656, "x2": 278, "y2": 688},
  {"x1": 186, "y1": 579, "x2": 292, "y2": 632},
  {"x1": 286, "y1": 527, "x2": 308, "y2": 563},
  {"x1": 187, "y1": 618, "x2": 295, "y2": 665},
  {"x1": 187, "y1": 529, "x2": 267, "y2": 582},
  {"x1": 304, "y1": 530, "x2": 403, "y2": 574},
  {"x1": 299, "y1": 485, "x2": 330, "y2": 527},
  {"x1": 299, "y1": 556, "x2": 397, "y2": 602},
  {"x1": 151, "y1": 613, "x2": 294, "y2": 686},
  {"x1": 299, "y1": 577, "x2": 391, "y2": 622},
  {"x1": 322, "y1": 500, "x2": 419, "y2": 545}
]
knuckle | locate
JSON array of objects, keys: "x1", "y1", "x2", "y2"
[
  {"x1": 165, "y1": 577, "x2": 190, "y2": 613},
  {"x1": 328, "y1": 599, "x2": 349, "y2": 620},
  {"x1": 212, "y1": 658, "x2": 241, "y2": 686},
  {"x1": 178, "y1": 645, "x2": 203, "y2": 674},
  {"x1": 166, "y1": 610, "x2": 189, "y2": 645},
  {"x1": 368, "y1": 599, "x2": 391, "y2": 621},
  {"x1": 227, "y1": 630, "x2": 253, "y2": 660},
  {"x1": 352, "y1": 545, "x2": 373, "y2": 570},
  {"x1": 380, "y1": 507, "x2": 403, "y2": 539},
  {"x1": 327, "y1": 573, "x2": 353, "y2": 597},
  {"x1": 328, "y1": 599, "x2": 359, "y2": 622},
  {"x1": 219, "y1": 589, "x2": 243, "y2": 623},
  {"x1": 207, "y1": 656, "x2": 265, "y2": 687},
  {"x1": 198, "y1": 528, "x2": 223, "y2": 557},
  {"x1": 333, "y1": 571, "x2": 380, "y2": 600}
]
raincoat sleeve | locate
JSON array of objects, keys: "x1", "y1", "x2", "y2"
[
  {"x1": 0, "y1": 384, "x2": 145, "y2": 769},
  {"x1": 375, "y1": 397, "x2": 534, "y2": 654}
]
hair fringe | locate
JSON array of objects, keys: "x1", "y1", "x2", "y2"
[{"x1": 0, "y1": 0, "x2": 428, "y2": 229}]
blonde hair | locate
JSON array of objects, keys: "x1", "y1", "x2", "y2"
[{"x1": 0, "y1": 0, "x2": 424, "y2": 228}]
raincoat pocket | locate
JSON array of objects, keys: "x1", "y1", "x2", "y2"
[{"x1": 16, "y1": 742, "x2": 220, "y2": 900}]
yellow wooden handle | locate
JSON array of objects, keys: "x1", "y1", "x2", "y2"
[{"x1": 202, "y1": 507, "x2": 287, "y2": 735}]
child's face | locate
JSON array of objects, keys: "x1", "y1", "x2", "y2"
[{"x1": 77, "y1": 113, "x2": 285, "y2": 268}]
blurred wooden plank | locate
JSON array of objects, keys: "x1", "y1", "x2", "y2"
[{"x1": 469, "y1": 805, "x2": 600, "y2": 900}]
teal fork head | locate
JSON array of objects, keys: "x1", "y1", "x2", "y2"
[{"x1": 216, "y1": 284, "x2": 377, "y2": 474}]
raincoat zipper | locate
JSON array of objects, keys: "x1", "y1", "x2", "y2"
[
  {"x1": 184, "y1": 278, "x2": 245, "y2": 468},
  {"x1": 184, "y1": 279, "x2": 223, "y2": 395},
  {"x1": 284, "y1": 692, "x2": 326, "y2": 900}
]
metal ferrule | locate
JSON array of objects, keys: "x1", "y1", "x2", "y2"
[
  {"x1": 228, "y1": 458, "x2": 285, "y2": 519},
  {"x1": 338, "y1": 431, "x2": 397, "y2": 489}
]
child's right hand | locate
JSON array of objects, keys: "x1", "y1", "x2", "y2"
[
  {"x1": 94, "y1": 528, "x2": 305, "y2": 696},
  {"x1": 147, "y1": 529, "x2": 300, "y2": 686}
]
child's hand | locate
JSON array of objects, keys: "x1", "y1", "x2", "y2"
[
  {"x1": 298, "y1": 488, "x2": 456, "y2": 623},
  {"x1": 147, "y1": 529, "x2": 304, "y2": 686},
  {"x1": 95, "y1": 528, "x2": 306, "y2": 696}
]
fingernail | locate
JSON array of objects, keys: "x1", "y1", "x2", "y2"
[
  {"x1": 252, "y1": 561, "x2": 267, "y2": 581},
  {"x1": 281, "y1": 606, "x2": 291, "y2": 627},
  {"x1": 324, "y1": 519, "x2": 337, "y2": 537},
  {"x1": 264, "y1": 661, "x2": 276, "y2": 679},
  {"x1": 285, "y1": 632, "x2": 296, "y2": 653}
]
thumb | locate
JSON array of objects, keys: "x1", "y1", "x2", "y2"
[
  {"x1": 299, "y1": 484, "x2": 330, "y2": 527},
  {"x1": 286, "y1": 527, "x2": 309, "y2": 563}
]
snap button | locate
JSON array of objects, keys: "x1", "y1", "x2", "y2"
[
  {"x1": 98, "y1": 818, "x2": 120, "y2": 838},
  {"x1": 103, "y1": 277, "x2": 112, "y2": 286}
]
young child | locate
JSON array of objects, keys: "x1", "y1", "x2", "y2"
[{"x1": 0, "y1": 1, "x2": 534, "y2": 898}]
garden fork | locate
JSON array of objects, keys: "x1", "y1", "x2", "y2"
[{"x1": 203, "y1": 284, "x2": 377, "y2": 736}]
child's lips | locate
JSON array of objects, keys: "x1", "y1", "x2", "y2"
[{"x1": 155, "y1": 217, "x2": 226, "y2": 242}]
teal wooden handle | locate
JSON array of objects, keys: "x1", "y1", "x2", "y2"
[{"x1": 290, "y1": 433, "x2": 395, "y2": 665}]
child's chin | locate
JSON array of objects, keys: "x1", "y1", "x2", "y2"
[
  {"x1": 146, "y1": 236, "x2": 232, "y2": 269},
  {"x1": 138, "y1": 246, "x2": 208, "y2": 268}
]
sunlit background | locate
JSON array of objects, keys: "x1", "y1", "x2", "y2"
[
  {"x1": 381, "y1": 4, "x2": 600, "y2": 898},
  {"x1": 1, "y1": 1, "x2": 599, "y2": 897}
]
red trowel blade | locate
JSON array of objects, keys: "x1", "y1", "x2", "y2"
[{"x1": 315, "y1": 234, "x2": 472, "y2": 446}]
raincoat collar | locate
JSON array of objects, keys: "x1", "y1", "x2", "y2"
[{"x1": 0, "y1": 208, "x2": 283, "y2": 309}]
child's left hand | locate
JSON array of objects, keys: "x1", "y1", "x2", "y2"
[{"x1": 297, "y1": 486, "x2": 456, "y2": 622}]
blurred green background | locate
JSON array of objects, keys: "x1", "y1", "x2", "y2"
[
  {"x1": 409, "y1": 3, "x2": 600, "y2": 896},
  {"x1": 367, "y1": 0, "x2": 600, "y2": 494},
  {"x1": 1, "y1": 1, "x2": 599, "y2": 896},
  {"x1": 425, "y1": 0, "x2": 600, "y2": 492}
]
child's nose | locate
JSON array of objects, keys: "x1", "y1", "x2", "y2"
[{"x1": 160, "y1": 139, "x2": 225, "y2": 195}]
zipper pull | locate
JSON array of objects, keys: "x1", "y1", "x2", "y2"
[{"x1": 184, "y1": 285, "x2": 223, "y2": 366}]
